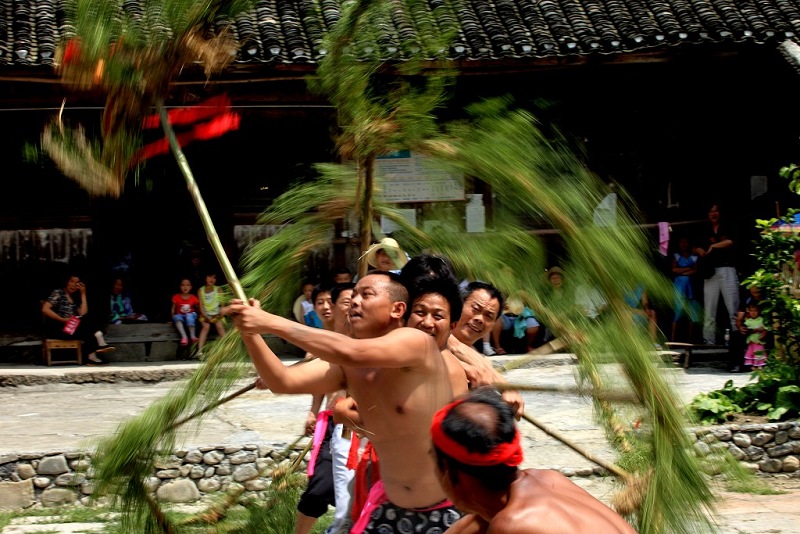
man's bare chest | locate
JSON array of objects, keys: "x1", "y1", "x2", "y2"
[{"x1": 346, "y1": 367, "x2": 421, "y2": 421}]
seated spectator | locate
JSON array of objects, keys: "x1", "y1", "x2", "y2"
[
  {"x1": 196, "y1": 271, "x2": 226, "y2": 358},
  {"x1": 542, "y1": 266, "x2": 608, "y2": 343},
  {"x1": 292, "y1": 280, "x2": 316, "y2": 323},
  {"x1": 109, "y1": 277, "x2": 148, "y2": 324},
  {"x1": 575, "y1": 284, "x2": 607, "y2": 321},
  {"x1": 547, "y1": 266, "x2": 565, "y2": 297},
  {"x1": 542, "y1": 266, "x2": 568, "y2": 342},
  {"x1": 362, "y1": 237, "x2": 408, "y2": 272},
  {"x1": 332, "y1": 266, "x2": 353, "y2": 284},
  {"x1": 304, "y1": 286, "x2": 333, "y2": 328},
  {"x1": 490, "y1": 296, "x2": 540, "y2": 355},
  {"x1": 171, "y1": 278, "x2": 199, "y2": 346},
  {"x1": 42, "y1": 273, "x2": 114, "y2": 365},
  {"x1": 624, "y1": 285, "x2": 659, "y2": 346}
]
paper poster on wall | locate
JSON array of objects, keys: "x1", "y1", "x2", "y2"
[
  {"x1": 375, "y1": 150, "x2": 465, "y2": 203},
  {"x1": 381, "y1": 209, "x2": 417, "y2": 234}
]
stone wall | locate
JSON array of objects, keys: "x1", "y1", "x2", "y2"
[
  {"x1": 690, "y1": 421, "x2": 800, "y2": 474},
  {"x1": 1, "y1": 421, "x2": 798, "y2": 511},
  {"x1": 0, "y1": 444, "x2": 307, "y2": 511}
]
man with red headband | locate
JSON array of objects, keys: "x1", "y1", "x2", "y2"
[{"x1": 432, "y1": 389, "x2": 636, "y2": 534}]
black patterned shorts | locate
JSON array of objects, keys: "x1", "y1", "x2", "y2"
[{"x1": 363, "y1": 502, "x2": 461, "y2": 534}]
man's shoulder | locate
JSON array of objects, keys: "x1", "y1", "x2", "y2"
[
  {"x1": 379, "y1": 327, "x2": 443, "y2": 368},
  {"x1": 386, "y1": 326, "x2": 435, "y2": 341}
]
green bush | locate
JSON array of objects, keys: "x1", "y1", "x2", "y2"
[{"x1": 689, "y1": 207, "x2": 800, "y2": 424}]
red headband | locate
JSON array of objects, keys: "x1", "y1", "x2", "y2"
[{"x1": 431, "y1": 399, "x2": 523, "y2": 467}]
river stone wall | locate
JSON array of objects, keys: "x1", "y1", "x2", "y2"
[
  {"x1": 0, "y1": 444, "x2": 308, "y2": 511},
  {"x1": 1, "y1": 421, "x2": 798, "y2": 510},
  {"x1": 690, "y1": 421, "x2": 800, "y2": 475}
]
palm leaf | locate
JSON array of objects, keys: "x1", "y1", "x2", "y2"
[{"x1": 86, "y1": 3, "x2": 718, "y2": 533}]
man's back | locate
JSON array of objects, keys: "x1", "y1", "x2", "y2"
[{"x1": 494, "y1": 470, "x2": 635, "y2": 534}]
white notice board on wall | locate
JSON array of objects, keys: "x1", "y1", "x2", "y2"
[{"x1": 375, "y1": 150, "x2": 464, "y2": 203}]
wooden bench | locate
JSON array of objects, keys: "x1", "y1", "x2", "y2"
[
  {"x1": 103, "y1": 323, "x2": 304, "y2": 361},
  {"x1": 104, "y1": 323, "x2": 185, "y2": 361},
  {"x1": 105, "y1": 323, "x2": 181, "y2": 343},
  {"x1": 665, "y1": 342, "x2": 727, "y2": 369}
]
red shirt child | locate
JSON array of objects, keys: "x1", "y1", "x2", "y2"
[{"x1": 171, "y1": 278, "x2": 200, "y2": 345}]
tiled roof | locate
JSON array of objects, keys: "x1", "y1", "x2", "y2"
[{"x1": 2, "y1": 0, "x2": 800, "y2": 70}]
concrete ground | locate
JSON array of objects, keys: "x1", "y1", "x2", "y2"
[{"x1": 0, "y1": 354, "x2": 798, "y2": 533}]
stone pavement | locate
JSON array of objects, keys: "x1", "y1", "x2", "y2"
[{"x1": 0, "y1": 354, "x2": 799, "y2": 533}]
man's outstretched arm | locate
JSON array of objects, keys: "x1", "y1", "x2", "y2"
[
  {"x1": 237, "y1": 326, "x2": 344, "y2": 396},
  {"x1": 227, "y1": 300, "x2": 431, "y2": 368}
]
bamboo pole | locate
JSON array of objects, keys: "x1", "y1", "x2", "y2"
[
  {"x1": 495, "y1": 382, "x2": 638, "y2": 403},
  {"x1": 169, "y1": 382, "x2": 256, "y2": 431},
  {"x1": 358, "y1": 156, "x2": 376, "y2": 278},
  {"x1": 498, "y1": 337, "x2": 569, "y2": 372},
  {"x1": 520, "y1": 412, "x2": 631, "y2": 481},
  {"x1": 158, "y1": 99, "x2": 246, "y2": 302}
]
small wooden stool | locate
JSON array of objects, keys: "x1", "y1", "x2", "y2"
[{"x1": 43, "y1": 339, "x2": 83, "y2": 366}]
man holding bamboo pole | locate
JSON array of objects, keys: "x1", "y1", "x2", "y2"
[{"x1": 226, "y1": 270, "x2": 468, "y2": 533}]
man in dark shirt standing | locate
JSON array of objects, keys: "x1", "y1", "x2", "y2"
[{"x1": 695, "y1": 203, "x2": 739, "y2": 346}]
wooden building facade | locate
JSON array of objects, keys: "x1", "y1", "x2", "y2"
[{"x1": 2, "y1": 0, "x2": 800, "y2": 329}]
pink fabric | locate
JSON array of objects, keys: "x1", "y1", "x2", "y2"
[
  {"x1": 307, "y1": 409, "x2": 332, "y2": 477},
  {"x1": 659, "y1": 222, "x2": 670, "y2": 256},
  {"x1": 351, "y1": 442, "x2": 381, "y2": 523},
  {"x1": 350, "y1": 480, "x2": 388, "y2": 534},
  {"x1": 745, "y1": 343, "x2": 766, "y2": 368}
]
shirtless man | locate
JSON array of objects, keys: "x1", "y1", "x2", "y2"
[
  {"x1": 446, "y1": 282, "x2": 524, "y2": 417},
  {"x1": 226, "y1": 270, "x2": 468, "y2": 533},
  {"x1": 432, "y1": 389, "x2": 636, "y2": 534},
  {"x1": 453, "y1": 282, "x2": 504, "y2": 349}
]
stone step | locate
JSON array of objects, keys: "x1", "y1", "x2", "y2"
[{"x1": 2, "y1": 519, "x2": 106, "y2": 533}]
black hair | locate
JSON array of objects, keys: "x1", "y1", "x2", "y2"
[
  {"x1": 399, "y1": 255, "x2": 459, "y2": 289},
  {"x1": 400, "y1": 255, "x2": 462, "y2": 323},
  {"x1": 64, "y1": 272, "x2": 83, "y2": 285},
  {"x1": 433, "y1": 388, "x2": 518, "y2": 492},
  {"x1": 333, "y1": 266, "x2": 352, "y2": 276},
  {"x1": 365, "y1": 270, "x2": 409, "y2": 304},
  {"x1": 311, "y1": 285, "x2": 332, "y2": 304},
  {"x1": 464, "y1": 281, "x2": 505, "y2": 316},
  {"x1": 331, "y1": 283, "x2": 356, "y2": 304},
  {"x1": 405, "y1": 277, "x2": 463, "y2": 323}
]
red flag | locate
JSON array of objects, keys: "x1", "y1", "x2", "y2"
[
  {"x1": 133, "y1": 112, "x2": 240, "y2": 164},
  {"x1": 141, "y1": 94, "x2": 232, "y2": 129}
]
